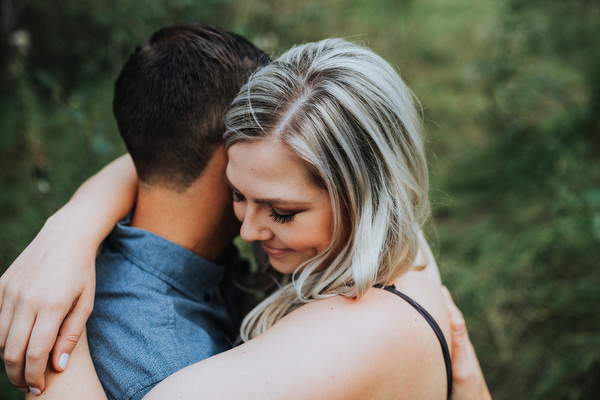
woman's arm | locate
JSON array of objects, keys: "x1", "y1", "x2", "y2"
[
  {"x1": 25, "y1": 328, "x2": 107, "y2": 400},
  {"x1": 144, "y1": 289, "x2": 441, "y2": 400},
  {"x1": 0, "y1": 154, "x2": 138, "y2": 393}
]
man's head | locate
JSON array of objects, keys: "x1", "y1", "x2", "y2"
[{"x1": 113, "y1": 24, "x2": 268, "y2": 191}]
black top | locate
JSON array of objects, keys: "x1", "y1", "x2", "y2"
[{"x1": 373, "y1": 284, "x2": 453, "y2": 400}]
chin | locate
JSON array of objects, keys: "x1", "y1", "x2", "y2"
[{"x1": 269, "y1": 258, "x2": 301, "y2": 275}]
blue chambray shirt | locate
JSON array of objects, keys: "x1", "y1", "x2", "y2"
[{"x1": 87, "y1": 216, "x2": 246, "y2": 400}]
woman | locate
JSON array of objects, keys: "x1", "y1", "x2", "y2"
[{"x1": 19, "y1": 38, "x2": 462, "y2": 399}]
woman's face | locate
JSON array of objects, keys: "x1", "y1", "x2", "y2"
[{"x1": 225, "y1": 139, "x2": 335, "y2": 274}]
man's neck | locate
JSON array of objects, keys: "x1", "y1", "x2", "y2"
[{"x1": 130, "y1": 146, "x2": 239, "y2": 262}]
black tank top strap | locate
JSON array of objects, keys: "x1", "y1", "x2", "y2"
[{"x1": 373, "y1": 283, "x2": 452, "y2": 400}]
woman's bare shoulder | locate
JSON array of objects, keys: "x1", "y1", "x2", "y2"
[
  {"x1": 287, "y1": 289, "x2": 445, "y2": 350},
  {"x1": 277, "y1": 290, "x2": 448, "y2": 397}
]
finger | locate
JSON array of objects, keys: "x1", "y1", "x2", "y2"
[
  {"x1": 442, "y1": 287, "x2": 477, "y2": 382},
  {"x1": 3, "y1": 309, "x2": 36, "y2": 388},
  {"x1": 24, "y1": 312, "x2": 66, "y2": 393},
  {"x1": 0, "y1": 299, "x2": 16, "y2": 358},
  {"x1": 443, "y1": 287, "x2": 470, "y2": 346},
  {"x1": 442, "y1": 287, "x2": 467, "y2": 349},
  {"x1": 450, "y1": 312, "x2": 471, "y2": 366},
  {"x1": 442, "y1": 286, "x2": 463, "y2": 321},
  {"x1": 51, "y1": 300, "x2": 93, "y2": 372},
  {"x1": 0, "y1": 284, "x2": 5, "y2": 313}
]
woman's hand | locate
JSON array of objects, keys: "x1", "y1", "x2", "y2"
[
  {"x1": 443, "y1": 287, "x2": 492, "y2": 400},
  {"x1": 0, "y1": 211, "x2": 97, "y2": 394},
  {"x1": 0, "y1": 154, "x2": 138, "y2": 394}
]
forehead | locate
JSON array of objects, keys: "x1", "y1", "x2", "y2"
[{"x1": 226, "y1": 139, "x2": 320, "y2": 200}]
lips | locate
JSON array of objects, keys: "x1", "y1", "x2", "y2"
[{"x1": 261, "y1": 242, "x2": 292, "y2": 257}]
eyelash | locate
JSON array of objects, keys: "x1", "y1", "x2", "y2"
[
  {"x1": 232, "y1": 190, "x2": 297, "y2": 224},
  {"x1": 232, "y1": 190, "x2": 245, "y2": 202},
  {"x1": 269, "y1": 208, "x2": 296, "y2": 224}
]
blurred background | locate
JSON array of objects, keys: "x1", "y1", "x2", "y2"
[{"x1": 1, "y1": 0, "x2": 599, "y2": 398}]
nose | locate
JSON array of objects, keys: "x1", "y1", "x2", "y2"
[{"x1": 239, "y1": 205, "x2": 273, "y2": 243}]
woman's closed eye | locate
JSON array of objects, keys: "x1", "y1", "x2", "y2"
[
  {"x1": 269, "y1": 208, "x2": 297, "y2": 224},
  {"x1": 232, "y1": 190, "x2": 245, "y2": 202},
  {"x1": 233, "y1": 189, "x2": 297, "y2": 224}
]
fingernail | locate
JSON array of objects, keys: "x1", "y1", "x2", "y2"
[
  {"x1": 59, "y1": 352, "x2": 70, "y2": 370},
  {"x1": 29, "y1": 387, "x2": 42, "y2": 395},
  {"x1": 18, "y1": 388, "x2": 29, "y2": 392}
]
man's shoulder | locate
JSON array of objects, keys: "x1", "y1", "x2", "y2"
[
  {"x1": 87, "y1": 272, "x2": 234, "y2": 400},
  {"x1": 88, "y1": 226, "x2": 237, "y2": 400},
  {"x1": 95, "y1": 239, "x2": 160, "y2": 281}
]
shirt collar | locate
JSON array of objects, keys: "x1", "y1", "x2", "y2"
[{"x1": 105, "y1": 215, "x2": 229, "y2": 302}]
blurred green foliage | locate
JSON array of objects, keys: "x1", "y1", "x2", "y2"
[{"x1": 1, "y1": 0, "x2": 598, "y2": 399}]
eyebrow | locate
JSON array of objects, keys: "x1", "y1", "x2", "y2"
[{"x1": 224, "y1": 173, "x2": 311, "y2": 207}]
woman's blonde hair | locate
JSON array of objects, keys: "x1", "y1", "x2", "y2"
[{"x1": 224, "y1": 38, "x2": 430, "y2": 341}]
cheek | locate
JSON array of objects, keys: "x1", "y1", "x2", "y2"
[
  {"x1": 233, "y1": 201, "x2": 246, "y2": 223},
  {"x1": 296, "y1": 211, "x2": 335, "y2": 256},
  {"x1": 318, "y1": 224, "x2": 334, "y2": 253},
  {"x1": 315, "y1": 208, "x2": 336, "y2": 253}
]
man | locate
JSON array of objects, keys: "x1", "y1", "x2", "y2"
[
  {"x1": 0, "y1": 23, "x2": 268, "y2": 398},
  {"x1": 83, "y1": 23, "x2": 269, "y2": 400}
]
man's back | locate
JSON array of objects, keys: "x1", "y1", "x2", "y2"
[{"x1": 87, "y1": 216, "x2": 243, "y2": 400}]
